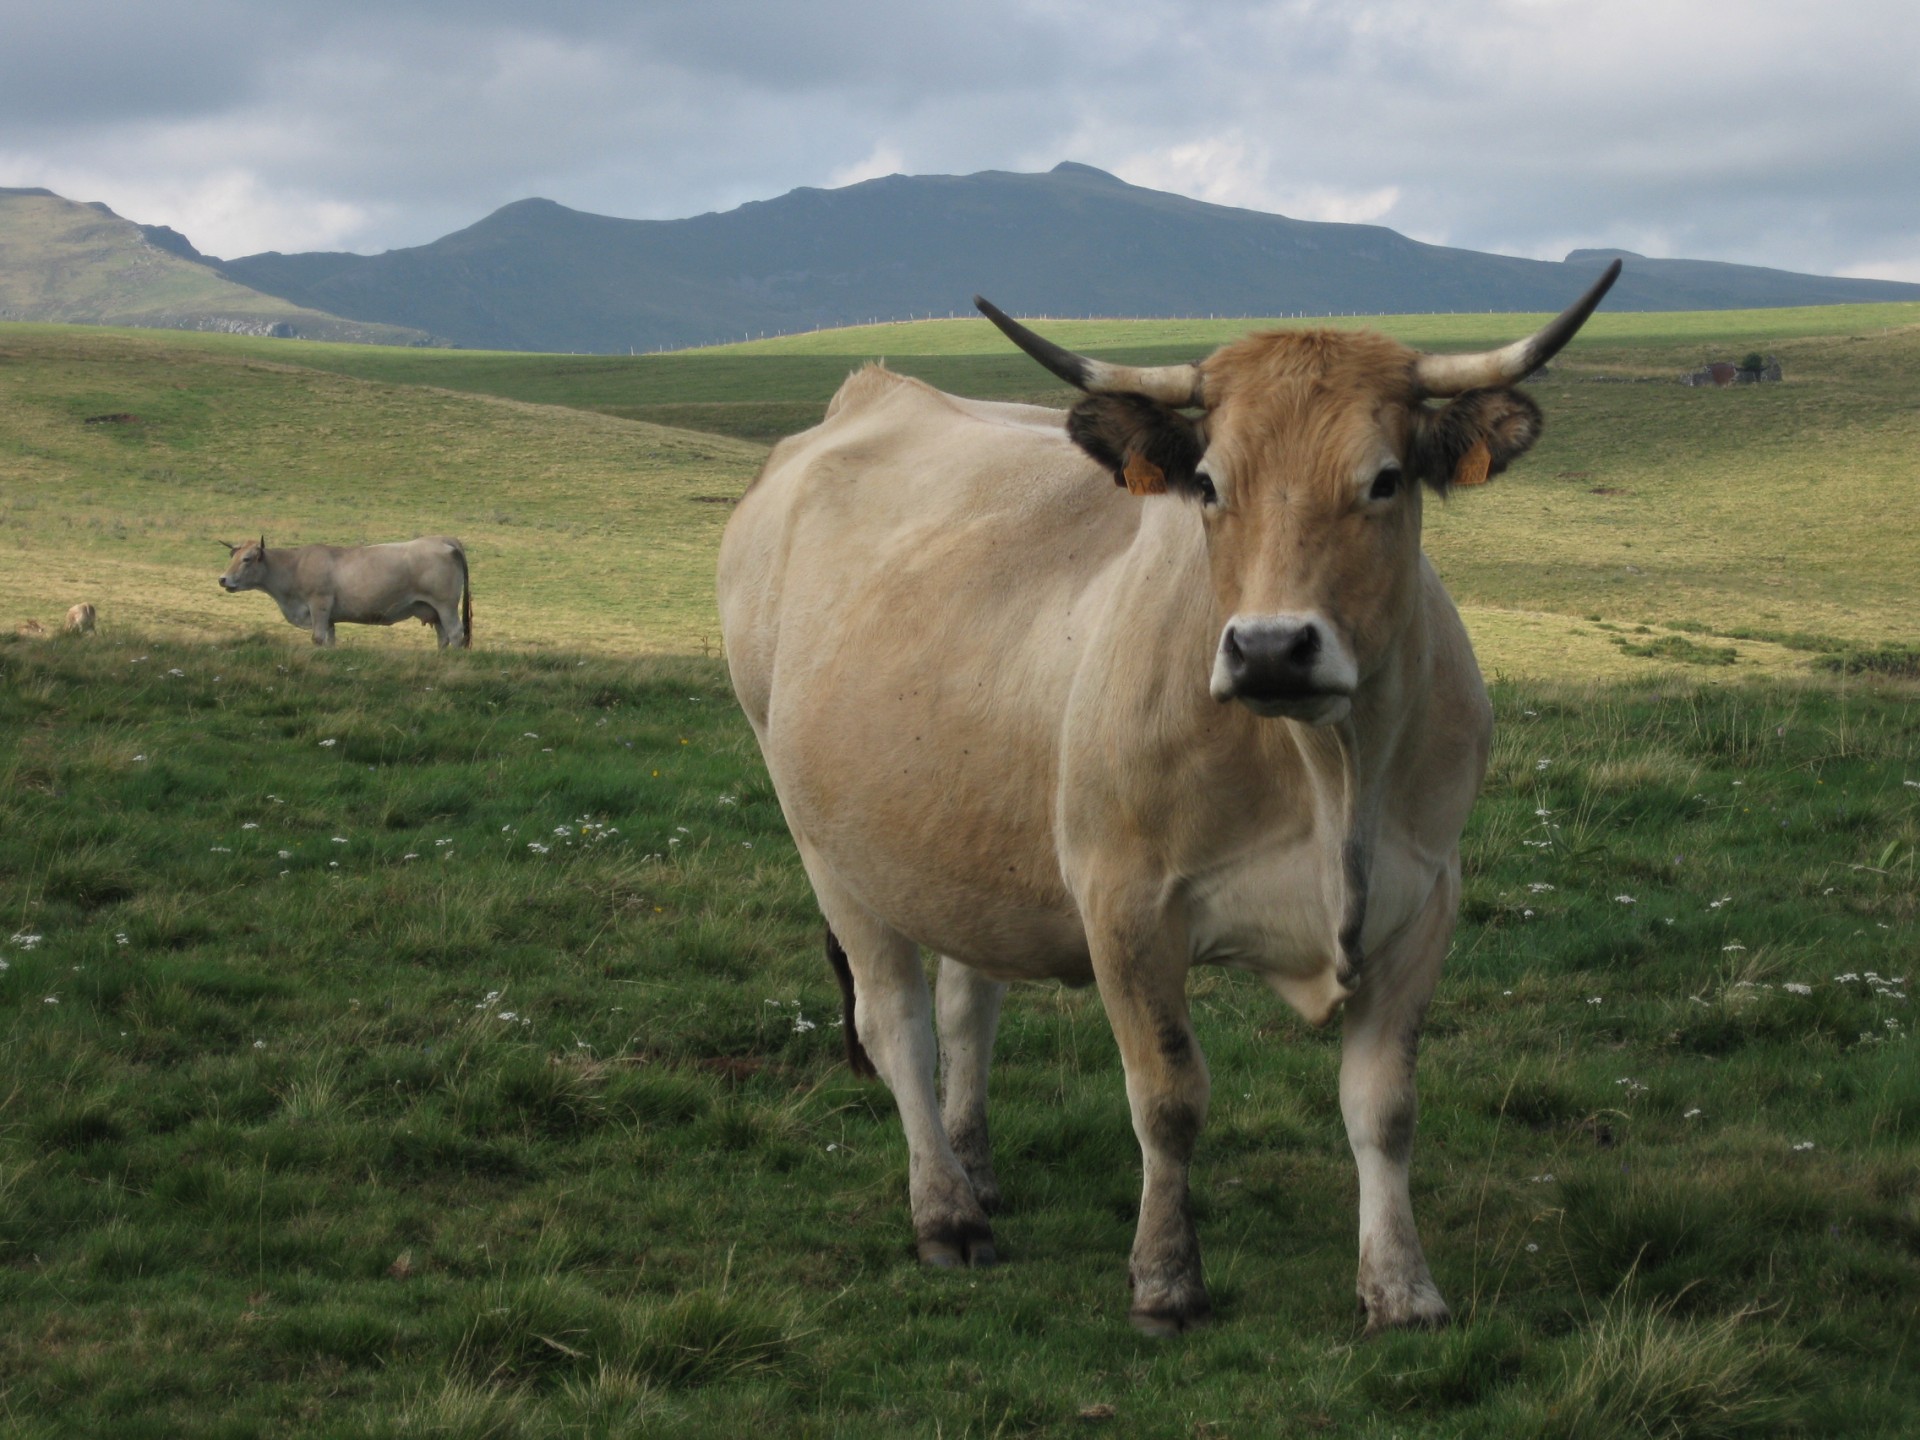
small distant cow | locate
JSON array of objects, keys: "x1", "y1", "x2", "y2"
[
  {"x1": 65, "y1": 603, "x2": 97, "y2": 634},
  {"x1": 218, "y1": 536, "x2": 472, "y2": 648}
]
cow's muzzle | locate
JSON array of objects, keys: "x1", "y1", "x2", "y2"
[{"x1": 1211, "y1": 615, "x2": 1356, "y2": 725}]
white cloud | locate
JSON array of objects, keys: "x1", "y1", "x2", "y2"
[{"x1": 828, "y1": 143, "x2": 908, "y2": 189}]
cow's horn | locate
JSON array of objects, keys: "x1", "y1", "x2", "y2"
[
  {"x1": 975, "y1": 297, "x2": 1202, "y2": 408},
  {"x1": 218, "y1": 539, "x2": 238, "y2": 554},
  {"x1": 1413, "y1": 260, "x2": 1622, "y2": 397}
]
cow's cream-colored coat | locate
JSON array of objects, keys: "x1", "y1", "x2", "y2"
[
  {"x1": 221, "y1": 537, "x2": 470, "y2": 648},
  {"x1": 720, "y1": 365, "x2": 1491, "y2": 1333}
]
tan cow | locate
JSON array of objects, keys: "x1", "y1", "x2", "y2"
[
  {"x1": 65, "y1": 603, "x2": 97, "y2": 634},
  {"x1": 718, "y1": 263, "x2": 1620, "y2": 1336},
  {"x1": 218, "y1": 536, "x2": 472, "y2": 648}
]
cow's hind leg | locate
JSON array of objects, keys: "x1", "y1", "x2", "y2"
[
  {"x1": 936, "y1": 956, "x2": 1005, "y2": 1212},
  {"x1": 1340, "y1": 862, "x2": 1456, "y2": 1334},
  {"x1": 431, "y1": 604, "x2": 467, "y2": 650},
  {"x1": 801, "y1": 845, "x2": 995, "y2": 1268}
]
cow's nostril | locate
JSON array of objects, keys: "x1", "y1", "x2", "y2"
[
  {"x1": 1223, "y1": 626, "x2": 1245, "y2": 663},
  {"x1": 1287, "y1": 626, "x2": 1320, "y2": 665}
]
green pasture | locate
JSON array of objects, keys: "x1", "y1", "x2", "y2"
[
  {"x1": 1, "y1": 304, "x2": 1918, "y2": 1435},
  {"x1": 3, "y1": 634, "x2": 1917, "y2": 1437},
  {"x1": 5, "y1": 303, "x2": 1918, "y2": 680}
]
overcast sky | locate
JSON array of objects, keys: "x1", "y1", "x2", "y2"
[{"x1": 4, "y1": 0, "x2": 1916, "y2": 280}]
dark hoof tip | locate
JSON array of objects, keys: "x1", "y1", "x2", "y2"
[
  {"x1": 969, "y1": 1243, "x2": 998, "y2": 1269},
  {"x1": 918, "y1": 1245, "x2": 964, "y2": 1269},
  {"x1": 1129, "y1": 1306, "x2": 1211, "y2": 1339}
]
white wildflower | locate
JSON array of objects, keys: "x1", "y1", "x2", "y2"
[
  {"x1": 115, "y1": 933, "x2": 128, "y2": 946},
  {"x1": 1528, "y1": 883, "x2": 1555, "y2": 893},
  {"x1": 1614, "y1": 894, "x2": 1636, "y2": 905},
  {"x1": 44, "y1": 996, "x2": 59, "y2": 1005},
  {"x1": 210, "y1": 846, "x2": 231, "y2": 853},
  {"x1": 277, "y1": 849, "x2": 292, "y2": 859},
  {"x1": 1783, "y1": 983, "x2": 1812, "y2": 996},
  {"x1": 1791, "y1": 1141, "x2": 1815, "y2": 1152},
  {"x1": 1587, "y1": 996, "x2": 1603, "y2": 1006},
  {"x1": 1684, "y1": 1108, "x2": 1703, "y2": 1119},
  {"x1": 241, "y1": 822, "x2": 259, "y2": 831},
  {"x1": 332, "y1": 836, "x2": 348, "y2": 844},
  {"x1": 252, "y1": 1040, "x2": 266, "y2": 1050},
  {"x1": 11, "y1": 932, "x2": 45, "y2": 950},
  {"x1": 319, "y1": 738, "x2": 337, "y2": 747},
  {"x1": 527, "y1": 842, "x2": 550, "y2": 854},
  {"x1": 497, "y1": 1011, "x2": 517, "y2": 1022}
]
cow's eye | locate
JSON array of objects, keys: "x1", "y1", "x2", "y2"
[
  {"x1": 1369, "y1": 466, "x2": 1403, "y2": 501},
  {"x1": 1194, "y1": 472, "x2": 1219, "y2": 506}
]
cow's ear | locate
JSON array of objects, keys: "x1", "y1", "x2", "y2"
[
  {"x1": 259, "y1": 535, "x2": 267, "y2": 551},
  {"x1": 1067, "y1": 395, "x2": 1206, "y2": 499},
  {"x1": 1411, "y1": 388, "x2": 1543, "y2": 495}
]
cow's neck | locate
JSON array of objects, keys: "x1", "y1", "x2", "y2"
[{"x1": 1101, "y1": 503, "x2": 1431, "y2": 999}]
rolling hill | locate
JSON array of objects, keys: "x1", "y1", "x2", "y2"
[
  {"x1": 0, "y1": 188, "x2": 438, "y2": 346},
  {"x1": 215, "y1": 163, "x2": 1920, "y2": 352}
]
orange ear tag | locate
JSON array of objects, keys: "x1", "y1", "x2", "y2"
[
  {"x1": 1453, "y1": 439, "x2": 1492, "y2": 488},
  {"x1": 1123, "y1": 453, "x2": 1168, "y2": 496}
]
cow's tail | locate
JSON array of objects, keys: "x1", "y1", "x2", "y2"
[
  {"x1": 825, "y1": 926, "x2": 877, "y2": 1078},
  {"x1": 453, "y1": 541, "x2": 473, "y2": 649}
]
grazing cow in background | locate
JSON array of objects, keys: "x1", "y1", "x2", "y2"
[
  {"x1": 218, "y1": 536, "x2": 472, "y2": 648},
  {"x1": 65, "y1": 603, "x2": 97, "y2": 634},
  {"x1": 718, "y1": 264, "x2": 1621, "y2": 1335}
]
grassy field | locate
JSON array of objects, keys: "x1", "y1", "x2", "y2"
[
  {"x1": 2, "y1": 306, "x2": 1917, "y2": 1433},
  {"x1": 5, "y1": 304, "x2": 1918, "y2": 679},
  {"x1": 3, "y1": 633, "x2": 1916, "y2": 1437},
  {"x1": 0, "y1": 324, "x2": 759, "y2": 656}
]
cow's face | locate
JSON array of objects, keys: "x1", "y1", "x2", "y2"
[
  {"x1": 1065, "y1": 333, "x2": 1541, "y2": 725},
  {"x1": 978, "y1": 265, "x2": 1614, "y2": 726},
  {"x1": 219, "y1": 538, "x2": 268, "y2": 593}
]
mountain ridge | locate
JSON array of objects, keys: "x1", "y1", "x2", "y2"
[
  {"x1": 217, "y1": 163, "x2": 1920, "y2": 352},
  {"x1": 0, "y1": 188, "x2": 439, "y2": 345},
  {"x1": 10, "y1": 166, "x2": 1920, "y2": 354}
]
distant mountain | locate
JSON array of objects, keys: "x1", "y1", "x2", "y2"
[
  {"x1": 216, "y1": 163, "x2": 1920, "y2": 353},
  {"x1": 0, "y1": 188, "x2": 438, "y2": 345}
]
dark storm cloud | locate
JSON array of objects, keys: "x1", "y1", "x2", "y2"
[{"x1": 2, "y1": 0, "x2": 1916, "y2": 280}]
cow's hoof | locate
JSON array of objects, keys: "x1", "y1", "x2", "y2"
[
  {"x1": 1358, "y1": 1279, "x2": 1451, "y2": 1335},
  {"x1": 1127, "y1": 1269, "x2": 1211, "y2": 1338},
  {"x1": 1129, "y1": 1301, "x2": 1211, "y2": 1339},
  {"x1": 917, "y1": 1219, "x2": 996, "y2": 1269}
]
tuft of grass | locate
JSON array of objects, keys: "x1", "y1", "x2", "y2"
[{"x1": 1512, "y1": 1294, "x2": 1803, "y2": 1440}]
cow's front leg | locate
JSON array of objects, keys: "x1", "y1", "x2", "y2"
[
  {"x1": 1088, "y1": 896, "x2": 1211, "y2": 1336},
  {"x1": 1341, "y1": 864, "x2": 1455, "y2": 1333},
  {"x1": 309, "y1": 598, "x2": 336, "y2": 647},
  {"x1": 936, "y1": 956, "x2": 1005, "y2": 1212}
]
